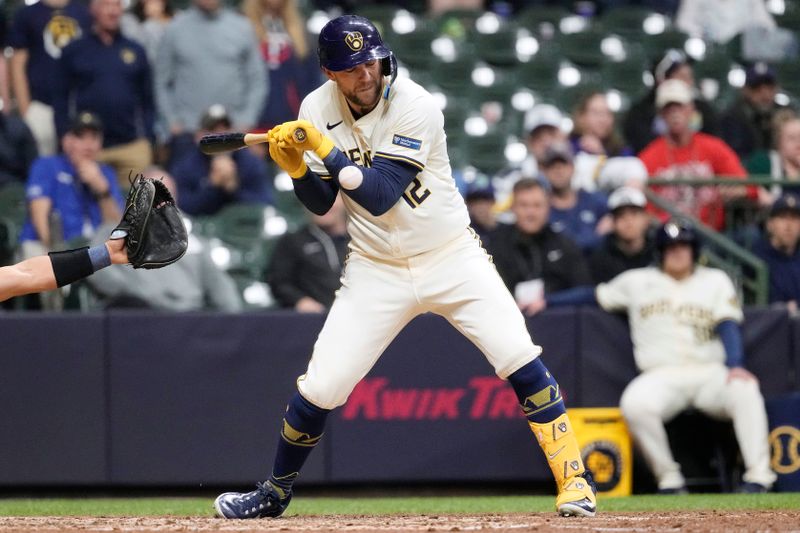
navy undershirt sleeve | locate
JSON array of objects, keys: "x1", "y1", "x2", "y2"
[
  {"x1": 716, "y1": 319, "x2": 745, "y2": 368},
  {"x1": 545, "y1": 285, "x2": 598, "y2": 307},
  {"x1": 322, "y1": 148, "x2": 419, "y2": 216},
  {"x1": 292, "y1": 169, "x2": 340, "y2": 215}
]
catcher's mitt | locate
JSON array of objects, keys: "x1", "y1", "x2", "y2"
[{"x1": 110, "y1": 174, "x2": 188, "y2": 269}]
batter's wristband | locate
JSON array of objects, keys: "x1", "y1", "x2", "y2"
[{"x1": 49, "y1": 247, "x2": 94, "y2": 288}]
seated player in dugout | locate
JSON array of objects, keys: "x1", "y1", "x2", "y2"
[
  {"x1": 213, "y1": 15, "x2": 598, "y2": 519},
  {"x1": 535, "y1": 220, "x2": 777, "y2": 494}
]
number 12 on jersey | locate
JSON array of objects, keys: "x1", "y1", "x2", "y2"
[{"x1": 402, "y1": 177, "x2": 431, "y2": 208}]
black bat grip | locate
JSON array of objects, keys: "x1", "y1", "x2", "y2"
[{"x1": 199, "y1": 133, "x2": 246, "y2": 155}]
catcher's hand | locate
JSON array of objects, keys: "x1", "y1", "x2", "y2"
[
  {"x1": 270, "y1": 120, "x2": 335, "y2": 159},
  {"x1": 110, "y1": 174, "x2": 188, "y2": 269}
]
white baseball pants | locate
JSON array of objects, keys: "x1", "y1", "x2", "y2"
[
  {"x1": 297, "y1": 229, "x2": 541, "y2": 410},
  {"x1": 620, "y1": 363, "x2": 777, "y2": 489}
]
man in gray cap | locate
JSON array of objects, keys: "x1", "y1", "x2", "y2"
[{"x1": 588, "y1": 186, "x2": 656, "y2": 283}]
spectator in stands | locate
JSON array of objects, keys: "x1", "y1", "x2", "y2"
[
  {"x1": 569, "y1": 91, "x2": 632, "y2": 158},
  {"x1": 753, "y1": 194, "x2": 800, "y2": 311},
  {"x1": 676, "y1": 0, "x2": 775, "y2": 44},
  {"x1": 267, "y1": 195, "x2": 348, "y2": 312},
  {"x1": 121, "y1": 0, "x2": 175, "y2": 63},
  {"x1": 8, "y1": 0, "x2": 91, "y2": 156},
  {"x1": 541, "y1": 142, "x2": 611, "y2": 253},
  {"x1": 243, "y1": 0, "x2": 320, "y2": 131},
  {"x1": 746, "y1": 110, "x2": 800, "y2": 199},
  {"x1": 487, "y1": 179, "x2": 591, "y2": 315},
  {"x1": 520, "y1": 104, "x2": 567, "y2": 180},
  {"x1": 155, "y1": 0, "x2": 266, "y2": 146},
  {"x1": 491, "y1": 104, "x2": 566, "y2": 213},
  {"x1": 87, "y1": 170, "x2": 243, "y2": 312},
  {"x1": 53, "y1": 0, "x2": 154, "y2": 187},
  {"x1": 721, "y1": 63, "x2": 792, "y2": 160},
  {"x1": 639, "y1": 79, "x2": 754, "y2": 231},
  {"x1": 588, "y1": 186, "x2": 656, "y2": 283},
  {"x1": 0, "y1": 112, "x2": 38, "y2": 188},
  {"x1": 170, "y1": 105, "x2": 273, "y2": 217},
  {"x1": 464, "y1": 180, "x2": 497, "y2": 241},
  {"x1": 20, "y1": 112, "x2": 123, "y2": 251},
  {"x1": 19, "y1": 112, "x2": 124, "y2": 309},
  {"x1": 624, "y1": 49, "x2": 718, "y2": 154}
]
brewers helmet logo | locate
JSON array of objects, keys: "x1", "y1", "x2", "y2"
[{"x1": 345, "y1": 31, "x2": 364, "y2": 51}]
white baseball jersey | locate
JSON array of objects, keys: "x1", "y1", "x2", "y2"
[
  {"x1": 298, "y1": 77, "x2": 470, "y2": 260},
  {"x1": 595, "y1": 266, "x2": 743, "y2": 371}
]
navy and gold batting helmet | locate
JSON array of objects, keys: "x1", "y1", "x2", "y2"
[
  {"x1": 317, "y1": 15, "x2": 396, "y2": 78},
  {"x1": 655, "y1": 220, "x2": 701, "y2": 262}
]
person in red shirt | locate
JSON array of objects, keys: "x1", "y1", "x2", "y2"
[{"x1": 639, "y1": 79, "x2": 755, "y2": 230}]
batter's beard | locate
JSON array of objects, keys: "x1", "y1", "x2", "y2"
[{"x1": 345, "y1": 81, "x2": 382, "y2": 113}]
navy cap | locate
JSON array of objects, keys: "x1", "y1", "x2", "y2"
[
  {"x1": 769, "y1": 194, "x2": 800, "y2": 217},
  {"x1": 69, "y1": 111, "x2": 103, "y2": 135},
  {"x1": 541, "y1": 142, "x2": 574, "y2": 167},
  {"x1": 745, "y1": 62, "x2": 777, "y2": 87}
]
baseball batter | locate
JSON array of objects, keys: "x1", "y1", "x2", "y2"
[
  {"x1": 214, "y1": 15, "x2": 597, "y2": 519},
  {"x1": 544, "y1": 221, "x2": 777, "y2": 493}
]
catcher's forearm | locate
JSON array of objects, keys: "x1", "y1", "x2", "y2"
[
  {"x1": 0, "y1": 256, "x2": 56, "y2": 302},
  {"x1": 0, "y1": 245, "x2": 112, "y2": 302},
  {"x1": 48, "y1": 245, "x2": 112, "y2": 288}
]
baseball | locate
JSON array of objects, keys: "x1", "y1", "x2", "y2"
[{"x1": 338, "y1": 165, "x2": 363, "y2": 190}]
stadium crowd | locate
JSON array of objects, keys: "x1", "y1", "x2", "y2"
[{"x1": 0, "y1": 0, "x2": 797, "y2": 314}]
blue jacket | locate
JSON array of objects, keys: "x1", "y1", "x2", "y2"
[
  {"x1": 169, "y1": 148, "x2": 273, "y2": 216},
  {"x1": 20, "y1": 155, "x2": 124, "y2": 242},
  {"x1": 549, "y1": 190, "x2": 609, "y2": 253},
  {"x1": 53, "y1": 31, "x2": 154, "y2": 147}
]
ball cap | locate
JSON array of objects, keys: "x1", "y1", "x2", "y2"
[
  {"x1": 524, "y1": 104, "x2": 563, "y2": 134},
  {"x1": 69, "y1": 111, "x2": 103, "y2": 135},
  {"x1": 200, "y1": 104, "x2": 232, "y2": 131},
  {"x1": 656, "y1": 79, "x2": 693, "y2": 110},
  {"x1": 608, "y1": 186, "x2": 647, "y2": 212},
  {"x1": 540, "y1": 142, "x2": 574, "y2": 167},
  {"x1": 745, "y1": 62, "x2": 777, "y2": 87},
  {"x1": 769, "y1": 194, "x2": 800, "y2": 217}
]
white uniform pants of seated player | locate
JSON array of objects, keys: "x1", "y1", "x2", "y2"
[
  {"x1": 620, "y1": 363, "x2": 777, "y2": 490},
  {"x1": 297, "y1": 229, "x2": 541, "y2": 410}
]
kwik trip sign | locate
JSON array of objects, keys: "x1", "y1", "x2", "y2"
[{"x1": 341, "y1": 377, "x2": 533, "y2": 421}]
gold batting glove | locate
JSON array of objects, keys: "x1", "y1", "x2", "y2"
[
  {"x1": 268, "y1": 139, "x2": 307, "y2": 179},
  {"x1": 275, "y1": 119, "x2": 335, "y2": 159}
]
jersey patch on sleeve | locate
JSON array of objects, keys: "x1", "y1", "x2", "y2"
[{"x1": 392, "y1": 134, "x2": 423, "y2": 151}]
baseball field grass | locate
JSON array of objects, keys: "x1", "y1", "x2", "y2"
[{"x1": 0, "y1": 492, "x2": 798, "y2": 516}]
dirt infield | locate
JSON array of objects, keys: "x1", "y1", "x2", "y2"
[{"x1": 1, "y1": 511, "x2": 799, "y2": 532}]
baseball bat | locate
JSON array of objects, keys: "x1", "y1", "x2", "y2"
[{"x1": 199, "y1": 132, "x2": 269, "y2": 155}]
